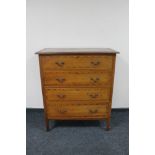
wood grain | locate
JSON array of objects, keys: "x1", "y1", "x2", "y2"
[
  {"x1": 46, "y1": 105, "x2": 108, "y2": 118},
  {"x1": 44, "y1": 87, "x2": 111, "y2": 102},
  {"x1": 40, "y1": 55, "x2": 113, "y2": 70},
  {"x1": 38, "y1": 55, "x2": 49, "y2": 130},
  {"x1": 43, "y1": 70, "x2": 112, "y2": 87},
  {"x1": 37, "y1": 49, "x2": 119, "y2": 131},
  {"x1": 46, "y1": 101, "x2": 109, "y2": 106}
]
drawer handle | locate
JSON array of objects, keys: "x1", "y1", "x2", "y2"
[
  {"x1": 55, "y1": 61, "x2": 65, "y2": 67},
  {"x1": 89, "y1": 109, "x2": 98, "y2": 114},
  {"x1": 89, "y1": 93, "x2": 99, "y2": 98},
  {"x1": 91, "y1": 61, "x2": 100, "y2": 66},
  {"x1": 58, "y1": 109, "x2": 67, "y2": 114},
  {"x1": 57, "y1": 94, "x2": 66, "y2": 99},
  {"x1": 90, "y1": 77, "x2": 100, "y2": 83},
  {"x1": 56, "y1": 78, "x2": 66, "y2": 83}
]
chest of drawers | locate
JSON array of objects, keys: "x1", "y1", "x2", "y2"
[{"x1": 36, "y1": 48, "x2": 119, "y2": 131}]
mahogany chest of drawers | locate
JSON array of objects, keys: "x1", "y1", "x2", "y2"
[{"x1": 36, "y1": 48, "x2": 119, "y2": 131}]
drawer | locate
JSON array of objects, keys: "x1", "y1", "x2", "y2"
[
  {"x1": 43, "y1": 71, "x2": 112, "y2": 87},
  {"x1": 47, "y1": 105, "x2": 108, "y2": 118},
  {"x1": 46, "y1": 101, "x2": 109, "y2": 106},
  {"x1": 40, "y1": 55, "x2": 113, "y2": 70},
  {"x1": 45, "y1": 88, "x2": 111, "y2": 102}
]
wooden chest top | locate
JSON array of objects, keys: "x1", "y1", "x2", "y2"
[{"x1": 36, "y1": 48, "x2": 119, "y2": 55}]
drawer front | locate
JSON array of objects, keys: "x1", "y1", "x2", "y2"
[
  {"x1": 45, "y1": 88, "x2": 111, "y2": 101},
  {"x1": 46, "y1": 101, "x2": 109, "y2": 106},
  {"x1": 47, "y1": 105, "x2": 108, "y2": 118},
  {"x1": 40, "y1": 55, "x2": 113, "y2": 70},
  {"x1": 43, "y1": 71, "x2": 112, "y2": 87}
]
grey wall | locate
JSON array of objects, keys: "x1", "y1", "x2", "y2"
[{"x1": 27, "y1": 0, "x2": 129, "y2": 108}]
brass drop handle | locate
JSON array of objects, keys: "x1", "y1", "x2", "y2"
[
  {"x1": 90, "y1": 77, "x2": 100, "y2": 83},
  {"x1": 91, "y1": 61, "x2": 100, "y2": 66},
  {"x1": 58, "y1": 109, "x2": 67, "y2": 114},
  {"x1": 56, "y1": 78, "x2": 66, "y2": 83},
  {"x1": 55, "y1": 61, "x2": 65, "y2": 67},
  {"x1": 89, "y1": 93, "x2": 99, "y2": 98},
  {"x1": 89, "y1": 109, "x2": 98, "y2": 114},
  {"x1": 57, "y1": 94, "x2": 66, "y2": 99}
]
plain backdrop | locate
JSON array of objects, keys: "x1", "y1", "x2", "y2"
[{"x1": 26, "y1": 0, "x2": 129, "y2": 108}]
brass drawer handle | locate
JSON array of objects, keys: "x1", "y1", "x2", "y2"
[
  {"x1": 89, "y1": 109, "x2": 98, "y2": 114},
  {"x1": 55, "y1": 61, "x2": 65, "y2": 67},
  {"x1": 91, "y1": 61, "x2": 100, "y2": 66},
  {"x1": 90, "y1": 77, "x2": 100, "y2": 83},
  {"x1": 57, "y1": 94, "x2": 66, "y2": 99},
  {"x1": 58, "y1": 109, "x2": 67, "y2": 114},
  {"x1": 89, "y1": 93, "x2": 99, "y2": 98},
  {"x1": 56, "y1": 78, "x2": 66, "y2": 83}
]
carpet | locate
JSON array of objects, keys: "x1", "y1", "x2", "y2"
[{"x1": 26, "y1": 109, "x2": 129, "y2": 155}]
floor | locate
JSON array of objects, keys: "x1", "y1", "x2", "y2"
[{"x1": 27, "y1": 109, "x2": 129, "y2": 155}]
